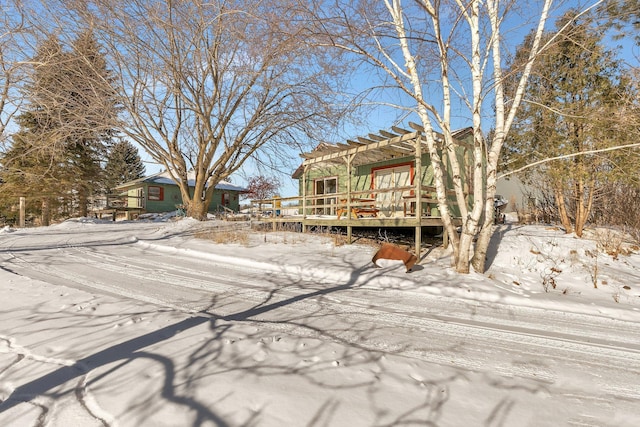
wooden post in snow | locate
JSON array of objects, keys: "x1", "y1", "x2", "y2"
[
  {"x1": 414, "y1": 132, "x2": 422, "y2": 259},
  {"x1": 302, "y1": 165, "x2": 308, "y2": 233},
  {"x1": 19, "y1": 197, "x2": 26, "y2": 227}
]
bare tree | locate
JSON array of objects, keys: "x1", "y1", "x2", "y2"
[
  {"x1": 0, "y1": 0, "x2": 28, "y2": 146},
  {"x1": 69, "y1": 0, "x2": 343, "y2": 220},
  {"x1": 305, "y1": 0, "x2": 606, "y2": 273},
  {"x1": 243, "y1": 175, "x2": 280, "y2": 202}
]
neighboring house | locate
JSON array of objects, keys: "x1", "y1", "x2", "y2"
[
  {"x1": 496, "y1": 174, "x2": 542, "y2": 214},
  {"x1": 115, "y1": 170, "x2": 245, "y2": 214}
]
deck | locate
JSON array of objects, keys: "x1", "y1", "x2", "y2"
[
  {"x1": 262, "y1": 214, "x2": 450, "y2": 228},
  {"x1": 278, "y1": 122, "x2": 472, "y2": 258},
  {"x1": 92, "y1": 207, "x2": 146, "y2": 221},
  {"x1": 252, "y1": 193, "x2": 461, "y2": 252}
]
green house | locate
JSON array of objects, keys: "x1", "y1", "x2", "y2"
[
  {"x1": 115, "y1": 170, "x2": 245, "y2": 214},
  {"x1": 264, "y1": 123, "x2": 475, "y2": 254},
  {"x1": 292, "y1": 125, "x2": 473, "y2": 219}
]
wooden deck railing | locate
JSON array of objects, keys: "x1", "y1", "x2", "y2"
[{"x1": 251, "y1": 186, "x2": 460, "y2": 220}]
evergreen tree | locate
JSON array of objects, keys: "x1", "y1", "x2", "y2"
[
  {"x1": 65, "y1": 30, "x2": 121, "y2": 215},
  {"x1": 0, "y1": 31, "x2": 121, "y2": 222},
  {"x1": 602, "y1": 0, "x2": 640, "y2": 43},
  {"x1": 503, "y1": 10, "x2": 635, "y2": 236},
  {"x1": 104, "y1": 140, "x2": 146, "y2": 192},
  {"x1": 0, "y1": 35, "x2": 68, "y2": 225}
]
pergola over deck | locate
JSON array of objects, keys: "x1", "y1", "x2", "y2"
[{"x1": 255, "y1": 123, "x2": 469, "y2": 258}]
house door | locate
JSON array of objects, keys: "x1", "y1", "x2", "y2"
[
  {"x1": 374, "y1": 165, "x2": 411, "y2": 217},
  {"x1": 315, "y1": 177, "x2": 337, "y2": 215}
]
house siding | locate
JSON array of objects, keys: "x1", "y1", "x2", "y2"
[
  {"x1": 300, "y1": 154, "x2": 445, "y2": 195},
  {"x1": 297, "y1": 149, "x2": 468, "y2": 218},
  {"x1": 300, "y1": 165, "x2": 349, "y2": 196}
]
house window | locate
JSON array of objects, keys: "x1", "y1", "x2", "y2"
[
  {"x1": 148, "y1": 186, "x2": 164, "y2": 201},
  {"x1": 314, "y1": 177, "x2": 337, "y2": 215},
  {"x1": 222, "y1": 193, "x2": 230, "y2": 206}
]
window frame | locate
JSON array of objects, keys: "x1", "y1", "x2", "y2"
[{"x1": 148, "y1": 186, "x2": 164, "y2": 201}]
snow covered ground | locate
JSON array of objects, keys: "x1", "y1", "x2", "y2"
[{"x1": 1, "y1": 214, "x2": 639, "y2": 426}]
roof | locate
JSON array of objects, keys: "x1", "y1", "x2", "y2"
[
  {"x1": 292, "y1": 123, "x2": 472, "y2": 178},
  {"x1": 116, "y1": 170, "x2": 246, "y2": 192}
]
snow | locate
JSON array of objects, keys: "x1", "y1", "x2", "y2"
[{"x1": 1, "y1": 213, "x2": 640, "y2": 426}]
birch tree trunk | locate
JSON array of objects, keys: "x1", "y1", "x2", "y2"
[
  {"x1": 387, "y1": 0, "x2": 554, "y2": 273},
  {"x1": 384, "y1": 0, "x2": 462, "y2": 265}
]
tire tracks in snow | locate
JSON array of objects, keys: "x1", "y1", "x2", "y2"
[
  {"x1": 4, "y1": 232, "x2": 640, "y2": 401},
  {"x1": 55, "y1": 241, "x2": 640, "y2": 399}
]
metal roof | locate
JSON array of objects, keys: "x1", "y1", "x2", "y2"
[{"x1": 116, "y1": 170, "x2": 246, "y2": 192}]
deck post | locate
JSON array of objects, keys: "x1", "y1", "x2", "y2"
[
  {"x1": 302, "y1": 165, "x2": 308, "y2": 233},
  {"x1": 346, "y1": 154, "x2": 354, "y2": 244},
  {"x1": 414, "y1": 132, "x2": 423, "y2": 258}
]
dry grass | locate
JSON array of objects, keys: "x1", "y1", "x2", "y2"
[
  {"x1": 195, "y1": 228, "x2": 250, "y2": 245},
  {"x1": 593, "y1": 228, "x2": 633, "y2": 260},
  {"x1": 197, "y1": 221, "x2": 421, "y2": 254}
]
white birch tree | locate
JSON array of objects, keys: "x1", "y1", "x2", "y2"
[{"x1": 308, "y1": 0, "x2": 603, "y2": 273}]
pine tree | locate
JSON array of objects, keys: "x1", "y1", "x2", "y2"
[
  {"x1": 603, "y1": 0, "x2": 640, "y2": 43},
  {"x1": 1, "y1": 31, "x2": 121, "y2": 223},
  {"x1": 65, "y1": 30, "x2": 121, "y2": 216},
  {"x1": 104, "y1": 140, "x2": 146, "y2": 193},
  {"x1": 0, "y1": 36, "x2": 68, "y2": 225}
]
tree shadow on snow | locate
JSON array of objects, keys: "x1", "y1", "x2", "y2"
[
  {"x1": 0, "y1": 315, "x2": 236, "y2": 425},
  {"x1": 1, "y1": 249, "x2": 499, "y2": 426},
  {"x1": 484, "y1": 224, "x2": 513, "y2": 270}
]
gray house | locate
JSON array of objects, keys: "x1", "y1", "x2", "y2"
[{"x1": 496, "y1": 174, "x2": 542, "y2": 214}]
